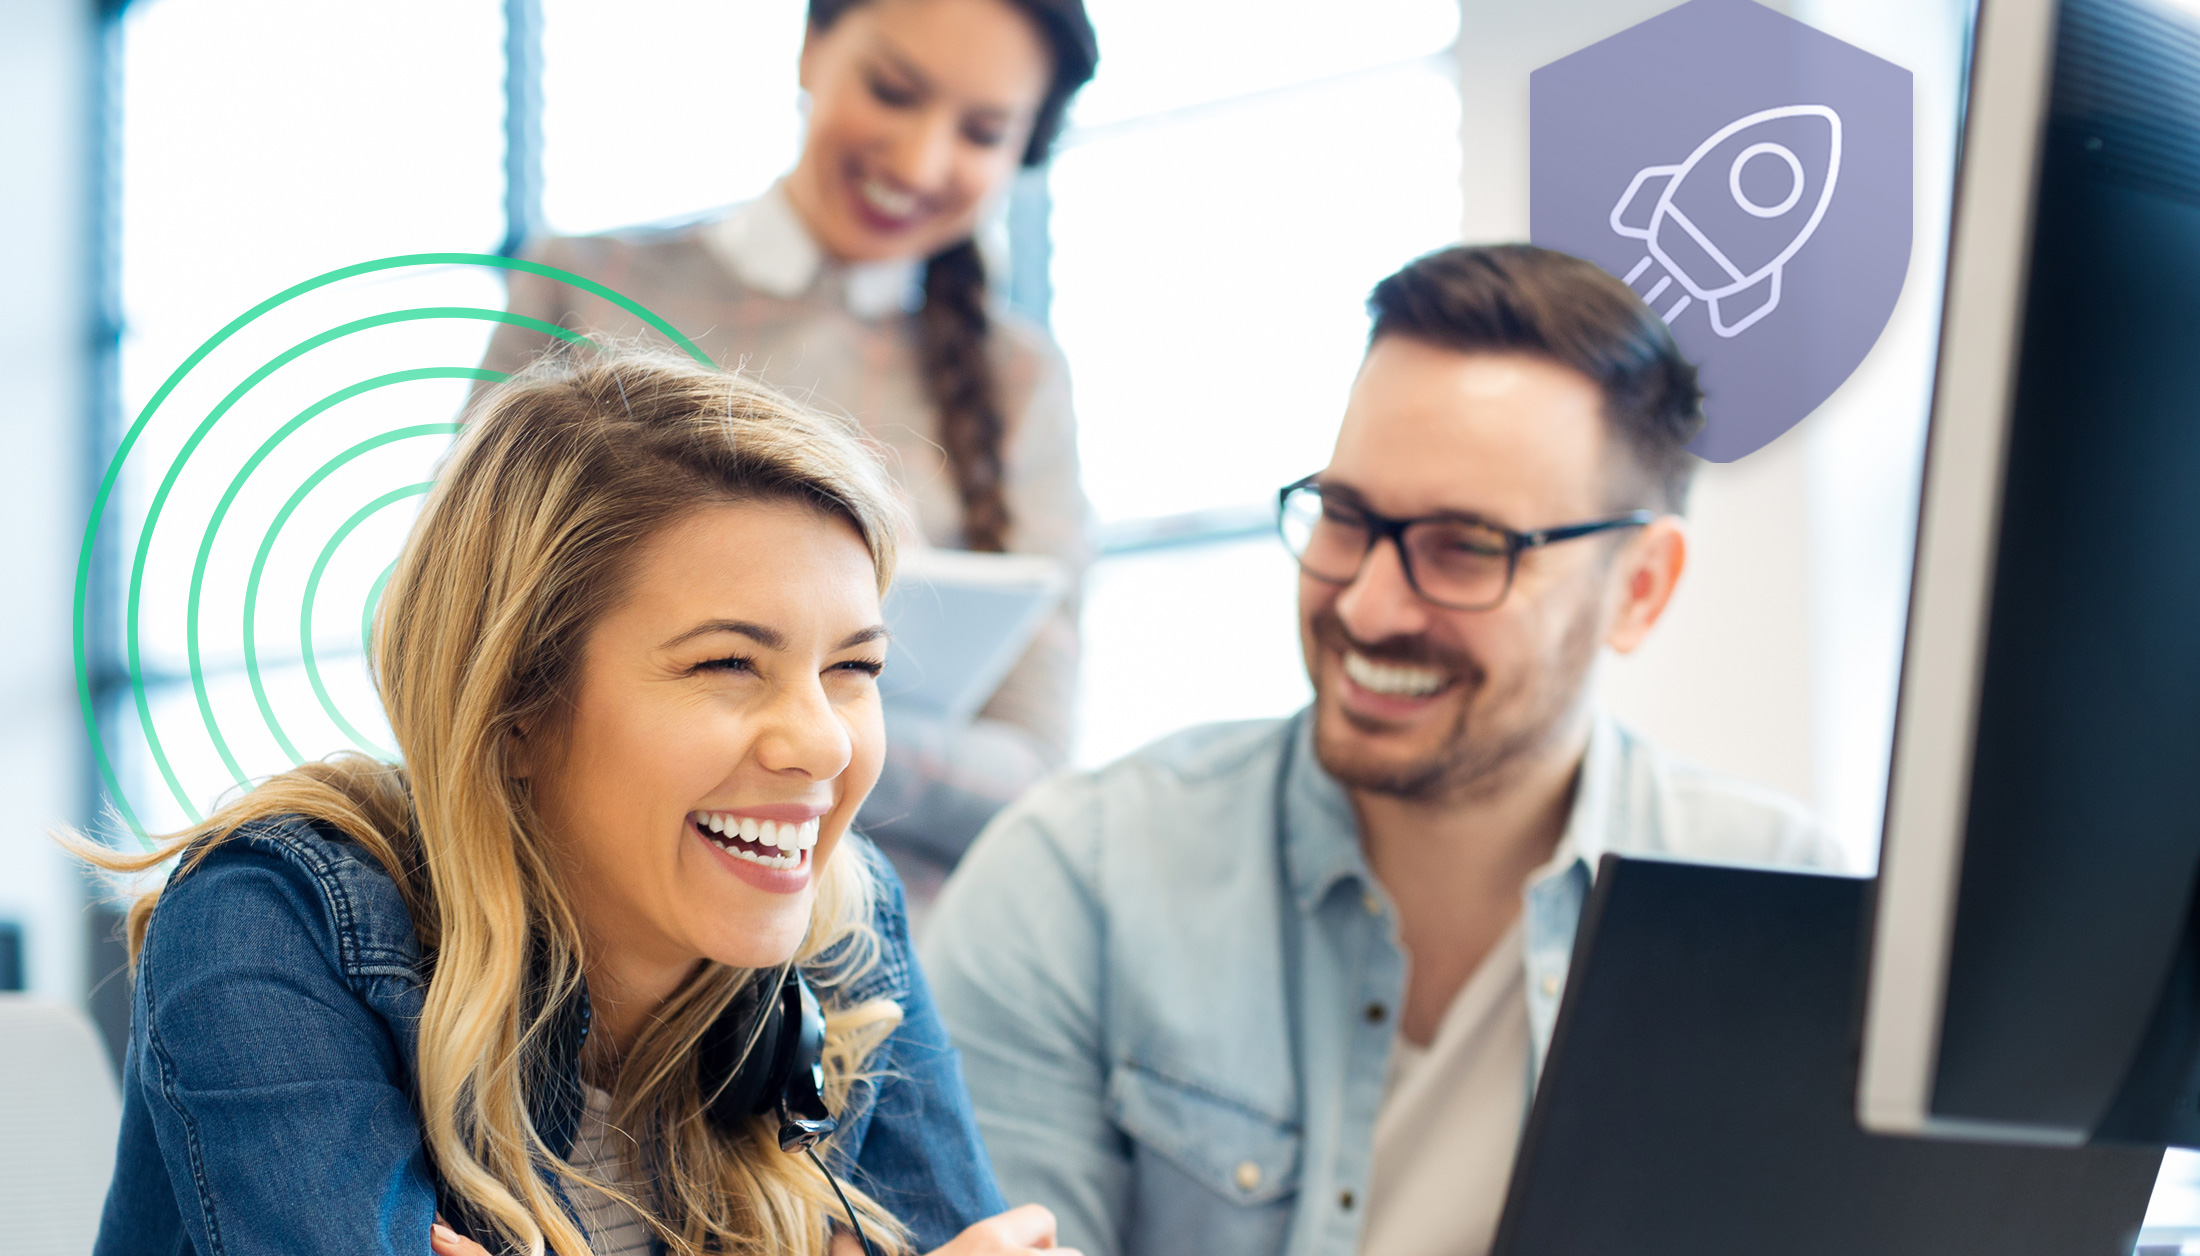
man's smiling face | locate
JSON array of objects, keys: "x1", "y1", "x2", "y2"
[{"x1": 1299, "y1": 337, "x2": 1636, "y2": 802}]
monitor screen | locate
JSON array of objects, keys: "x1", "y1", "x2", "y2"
[{"x1": 1861, "y1": 0, "x2": 2200, "y2": 1150}]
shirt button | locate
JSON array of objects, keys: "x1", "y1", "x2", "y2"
[
  {"x1": 1541, "y1": 974, "x2": 1561, "y2": 998},
  {"x1": 1364, "y1": 1002, "x2": 1387, "y2": 1024},
  {"x1": 1362, "y1": 892, "x2": 1382, "y2": 915},
  {"x1": 1339, "y1": 1189, "x2": 1357, "y2": 1211},
  {"x1": 1234, "y1": 1161, "x2": 1263, "y2": 1191}
]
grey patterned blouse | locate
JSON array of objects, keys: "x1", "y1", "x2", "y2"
[{"x1": 481, "y1": 186, "x2": 1091, "y2": 896}]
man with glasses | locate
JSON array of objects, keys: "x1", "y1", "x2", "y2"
[{"x1": 921, "y1": 245, "x2": 1841, "y2": 1256}]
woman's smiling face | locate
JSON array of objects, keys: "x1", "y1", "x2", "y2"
[
  {"x1": 785, "y1": 0, "x2": 1051, "y2": 264},
  {"x1": 524, "y1": 499, "x2": 888, "y2": 989}
]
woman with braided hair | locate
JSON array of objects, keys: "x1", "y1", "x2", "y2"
[{"x1": 483, "y1": 0, "x2": 1097, "y2": 908}]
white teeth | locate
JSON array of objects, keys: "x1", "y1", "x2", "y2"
[
  {"x1": 690, "y1": 812, "x2": 824, "y2": 869},
  {"x1": 1343, "y1": 651, "x2": 1448, "y2": 698},
  {"x1": 860, "y1": 177, "x2": 918, "y2": 217},
  {"x1": 722, "y1": 842, "x2": 802, "y2": 871}
]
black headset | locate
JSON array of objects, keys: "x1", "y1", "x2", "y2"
[
  {"x1": 700, "y1": 967, "x2": 877, "y2": 1256},
  {"x1": 701, "y1": 965, "x2": 837, "y2": 1151}
]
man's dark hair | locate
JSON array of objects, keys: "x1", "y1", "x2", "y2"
[{"x1": 1366, "y1": 244, "x2": 1705, "y2": 513}]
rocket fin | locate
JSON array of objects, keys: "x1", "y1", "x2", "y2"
[
  {"x1": 1609, "y1": 166, "x2": 1678, "y2": 239},
  {"x1": 1706, "y1": 268, "x2": 1783, "y2": 338}
]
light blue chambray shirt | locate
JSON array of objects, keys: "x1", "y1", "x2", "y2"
[{"x1": 921, "y1": 707, "x2": 1842, "y2": 1256}]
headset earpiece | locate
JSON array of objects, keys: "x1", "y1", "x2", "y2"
[
  {"x1": 700, "y1": 967, "x2": 838, "y2": 1151},
  {"x1": 697, "y1": 965, "x2": 872, "y2": 1256},
  {"x1": 774, "y1": 971, "x2": 837, "y2": 1152}
]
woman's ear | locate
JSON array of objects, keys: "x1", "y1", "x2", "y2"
[
  {"x1": 507, "y1": 721, "x2": 535, "y2": 780},
  {"x1": 1604, "y1": 516, "x2": 1688, "y2": 656}
]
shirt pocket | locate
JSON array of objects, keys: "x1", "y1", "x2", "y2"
[{"x1": 1109, "y1": 1061, "x2": 1302, "y2": 1256}]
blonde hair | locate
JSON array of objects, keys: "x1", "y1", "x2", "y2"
[{"x1": 81, "y1": 350, "x2": 914, "y2": 1256}]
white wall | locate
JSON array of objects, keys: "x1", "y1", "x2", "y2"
[
  {"x1": 1790, "y1": 0, "x2": 1968, "y2": 868},
  {"x1": 1456, "y1": 0, "x2": 1967, "y2": 867},
  {"x1": 0, "y1": 0, "x2": 94, "y2": 1000}
]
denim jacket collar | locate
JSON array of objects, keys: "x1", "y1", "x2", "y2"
[
  {"x1": 1280, "y1": 713, "x2": 1366, "y2": 915},
  {"x1": 1276, "y1": 710, "x2": 1630, "y2": 1076},
  {"x1": 1280, "y1": 710, "x2": 1627, "y2": 917}
]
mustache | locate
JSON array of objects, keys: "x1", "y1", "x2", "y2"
[{"x1": 1310, "y1": 608, "x2": 1485, "y2": 684}]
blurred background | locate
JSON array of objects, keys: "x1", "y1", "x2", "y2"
[
  {"x1": 33, "y1": 0, "x2": 2200, "y2": 1234},
  {"x1": 0, "y1": 0, "x2": 1977, "y2": 1120},
  {"x1": 2, "y1": 0, "x2": 1963, "y2": 1033}
]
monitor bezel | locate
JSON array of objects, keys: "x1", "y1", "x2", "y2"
[{"x1": 1856, "y1": 0, "x2": 2079, "y2": 1144}]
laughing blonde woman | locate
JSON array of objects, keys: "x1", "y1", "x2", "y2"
[
  {"x1": 86, "y1": 352, "x2": 1070, "y2": 1256},
  {"x1": 483, "y1": 0, "x2": 1101, "y2": 909}
]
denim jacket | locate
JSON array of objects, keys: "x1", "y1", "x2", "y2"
[
  {"x1": 920, "y1": 709, "x2": 1842, "y2": 1256},
  {"x1": 95, "y1": 817, "x2": 1005, "y2": 1256}
]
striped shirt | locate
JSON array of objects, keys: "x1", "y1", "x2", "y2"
[{"x1": 569, "y1": 1087, "x2": 654, "y2": 1256}]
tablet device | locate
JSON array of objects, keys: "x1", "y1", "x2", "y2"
[
  {"x1": 879, "y1": 549, "x2": 1067, "y2": 725},
  {"x1": 1492, "y1": 856, "x2": 2162, "y2": 1256}
]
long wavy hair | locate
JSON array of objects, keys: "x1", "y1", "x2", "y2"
[
  {"x1": 80, "y1": 351, "x2": 914, "y2": 1256},
  {"x1": 807, "y1": 0, "x2": 1097, "y2": 552}
]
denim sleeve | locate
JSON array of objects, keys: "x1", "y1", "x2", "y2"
[
  {"x1": 847, "y1": 856, "x2": 1009, "y2": 1253},
  {"x1": 920, "y1": 788, "x2": 1132, "y2": 1256},
  {"x1": 127, "y1": 843, "x2": 437, "y2": 1256}
]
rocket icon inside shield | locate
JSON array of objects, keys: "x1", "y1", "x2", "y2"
[
  {"x1": 1609, "y1": 104, "x2": 1842, "y2": 339},
  {"x1": 1531, "y1": 0, "x2": 1909, "y2": 461}
]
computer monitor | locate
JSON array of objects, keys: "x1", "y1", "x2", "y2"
[{"x1": 1860, "y1": 0, "x2": 2200, "y2": 1147}]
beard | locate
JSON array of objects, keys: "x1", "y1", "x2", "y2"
[{"x1": 1307, "y1": 597, "x2": 1604, "y2": 804}]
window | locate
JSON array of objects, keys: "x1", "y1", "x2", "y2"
[
  {"x1": 96, "y1": 0, "x2": 1464, "y2": 828},
  {"x1": 105, "y1": 0, "x2": 507, "y2": 837},
  {"x1": 1055, "y1": 0, "x2": 1462, "y2": 762},
  {"x1": 536, "y1": 0, "x2": 804, "y2": 236}
]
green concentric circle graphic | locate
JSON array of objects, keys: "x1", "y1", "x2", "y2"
[{"x1": 76, "y1": 253, "x2": 708, "y2": 845}]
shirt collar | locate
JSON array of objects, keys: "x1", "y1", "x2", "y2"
[
  {"x1": 1279, "y1": 706, "x2": 1627, "y2": 913},
  {"x1": 702, "y1": 181, "x2": 921, "y2": 320},
  {"x1": 1281, "y1": 710, "x2": 1367, "y2": 913},
  {"x1": 1540, "y1": 710, "x2": 1622, "y2": 886}
]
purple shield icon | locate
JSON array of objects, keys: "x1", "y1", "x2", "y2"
[{"x1": 1532, "y1": 0, "x2": 1912, "y2": 462}]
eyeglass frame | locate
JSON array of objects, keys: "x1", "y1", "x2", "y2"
[{"x1": 1275, "y1": 473, "x2": 1658, "y2": 612}]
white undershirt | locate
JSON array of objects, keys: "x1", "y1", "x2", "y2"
[
  {"x1": 568, "y1": 1086, "x2": 655, "y2": 1256},
  {"x1": 1359, "y1": 925, "x2": 1532, "y2": 1256}
]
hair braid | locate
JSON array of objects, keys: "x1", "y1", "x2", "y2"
[
  {"x1": 918, "y1": 239, "x2": 1011, "y2": 552},
  {"x1": 809, "y1": 0, "x2": 1095, "y2": 554}
]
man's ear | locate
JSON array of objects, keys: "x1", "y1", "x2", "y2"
[
  {"x1": 797, "y1": 24, "x2": 824, "y2": 93},
  {"x1": 1604, "y1": 516, "x2": 1688, "y2": 655}
]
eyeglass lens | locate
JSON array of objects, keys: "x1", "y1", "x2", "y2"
[{"x1": 1280, "y1": 486, "x2": 1512, "y2": 609}]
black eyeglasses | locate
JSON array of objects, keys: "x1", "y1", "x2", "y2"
[{"x1": 1276, "y1": 474, "x2": 1655, "y2": 612}]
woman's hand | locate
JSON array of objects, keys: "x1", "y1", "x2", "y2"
[
  {"x1": 830, "y1": 1204, "x2": 1075, "y2": 1256},
  {"x1": 926, "y1": 1204, "x2": 1080, "y2": 1256},
  {"x1": 433, "y1": 1204, "x2": 1078, "y2": 1256},
  {"x1": 430, "y1": 1216, "x2": 491, "y2": 1256}
]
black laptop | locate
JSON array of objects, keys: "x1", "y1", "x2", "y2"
[{"x1": 1490, "y1": 856, "x2": 2163, "y2": 1256}]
